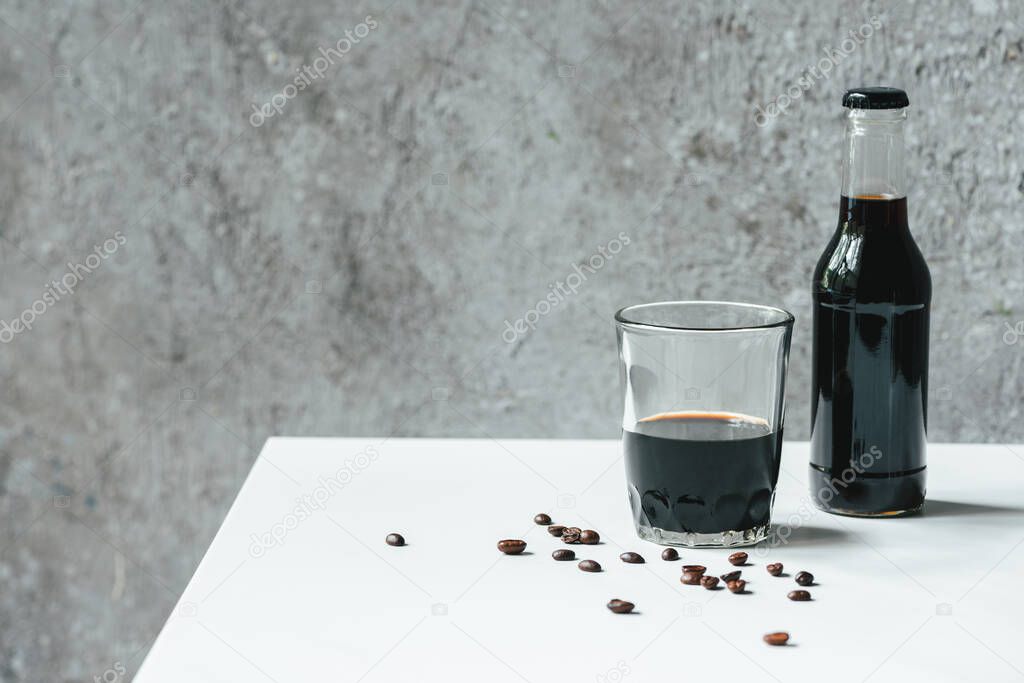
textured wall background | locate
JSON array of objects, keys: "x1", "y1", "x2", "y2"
[{"x1": 1, "y1": 0, "x2": 1022, "y2": 679}]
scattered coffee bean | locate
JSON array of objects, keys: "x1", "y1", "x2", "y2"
[
  {"x1": 607, "y1": 599, "x2": 635, "y2": 614},
  {"x1": 579, "y1": 530, "x2": 601, "y2": 545},
  {"x1": 763, "y1": 632, "x2": 790, "y2": 646},
  {"x1": 728, "y1": 551, "x2": 748, "y2": 566},
  {"x1": 497, "y1": 539, "x2": 527, "y2": 555},
  {"x1": 681, "y1": 565, "x2": 706, "y2": 575},
  {"x1": 385, "y1": 533, "x2": 405, "y2": 547},
  {"x1": 795, "y1": 571, "x2": 814, "y2": 586},
  {"x1": 561, "y1": 527, "x2": 582, "y2": 544},
  {"x1": 788, "y1": 590, "x2": 811, "y2": 601},
  {"x1": 701, "y1": 576, "x2": 720, "y2": 590},
  {"x1": 579, "y1": 559, "x2": 602, "y2": 573},
  {"x1": 620, "y1": 552, "x2": 645, "y2": 564},
  {"x1": 552, "y1": 549, "x2": 575, "y2": 561},
  {"x1": 548, "y1": 525, "x2": 566, "y2": 537},
  {"x1": 727, "y1": 579, "x2": 747, "y2": 593},
  {"x1": 534, "y1": 513, "x2": 552, "y2": 525},
  {"x1": 680, "y1": 571, "x2": 703, "y2": 585},
  {"x1": 766, "y1": 563, "x2": 784, "y2": 577},
  {"x1": 661, "y1": 548, "x2": 679, "y2": 561},
  {"x1": 720, "y1": 570, "x2": 742, "y2": 582}
]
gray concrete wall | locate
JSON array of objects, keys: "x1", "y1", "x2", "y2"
[{"x1": 1, "y1": 0, "x2": 1022, "y2": 679}]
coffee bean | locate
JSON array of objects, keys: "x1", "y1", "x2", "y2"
[
  {"x1": 579, "y1": 530, "x2": 601, "y2": 545},
  {"x1": 681, "y1": 565, "x2": 706, "y2": 575},
  {"x1": 552, "y1": 549, "x2": 575, "y2": 561},
  {"x1": 497, "y1": 539, "x2": 526, "y2": 555},
  {"x1": 726, "y1": 579, "x2": 747, "y2": 594},
  {"x1": 680, "y1": 571, "x2": 703, "y2": 585},
  {"x1": 788, "y1": 590, "x2": 811, "y2": 601},
  {"x1": 620, "y1": 552, "x2": 645, "y2": 564},
  {"x1": 578, "y1": 559, "x2": 602, "y2": 573},
  {"x1": 701, "y1": 576, "x2": 720, "y2": 590},
  {"x1": 720, "y1": 570, "x2": 742, "y2": 582},
  {"x1": 795, "y1": 571, "x2": 814, "y2": 586},
  {"x1": 548, "y1": 525, "x2": 566, "y2": 537},
  {"x1": 728, "y1": 551, "x2": 749, "y2": 566},
  {"x1": 763, "y1": 632, "x2": 790, "y2": 646},
  {"x1": 661, "y1": 548, "x2": 679, "y2": 561},
  {"x1": 385, "y1": 533, "x2": 405, "y2": 547},
  {"x1": 561, "y1": 527, "x2": 582, "y2": 544},
  {"x1": 766, "y1": 563, "x2": 784, "y2": 576},
  {"x1": 534, "y1": 513, "x2": 552, "y2": 525},
  {"x1": 607, "y1": 599, "x2": 635, "y2": 614}
]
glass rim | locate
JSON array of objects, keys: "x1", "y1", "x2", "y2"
[{"x1": 614, "y1": 300, "x2": 795, "y2": 333}]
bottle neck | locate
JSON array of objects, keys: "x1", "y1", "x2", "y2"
[
  {"x1": 838, "y1": 194, "x2": 907, "y2": 232},
  {"x1": 841, "y1": 109, "x2": 906, "y2": 199}
]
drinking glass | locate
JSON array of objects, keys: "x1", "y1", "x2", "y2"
[{"x1": 615, "y1": 301, "x2": 794, "y2": 548}]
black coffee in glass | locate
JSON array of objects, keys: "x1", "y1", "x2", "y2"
[
  {"x1": 624, "y1": 412, "x2": 783, "y2": 535},
  {"x1": 615, "y1": 301, "x2": 794, "y2": 548}
]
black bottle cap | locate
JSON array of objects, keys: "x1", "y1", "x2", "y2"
[{"x1": 842, "y1": 87, "x2": 909, "y2": 109}]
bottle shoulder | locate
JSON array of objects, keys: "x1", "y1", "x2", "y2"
[{"x1": 813, "y1": 225, "x2": 931, "y2": 303}]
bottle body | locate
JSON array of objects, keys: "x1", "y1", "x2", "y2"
[
  {"x1": 809, "y1": 89, "x2": 930, "y2": 516},
  {"x1": 810, "y1": 196, "x2": 931, "y2": 516}
]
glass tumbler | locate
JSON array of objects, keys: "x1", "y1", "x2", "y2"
[{"x1": 615, "y1": 301, "x2": 794, "y2": 548}]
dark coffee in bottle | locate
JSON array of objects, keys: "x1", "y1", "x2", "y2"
[{"x1": 810, "y1": 88, "x2": 931, "y2": 516}]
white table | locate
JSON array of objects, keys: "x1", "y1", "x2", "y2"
[{"x1": 137, "y1": 438, "x2": 1024, "y2": 682}]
